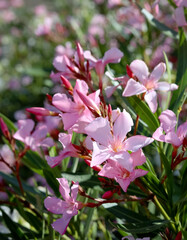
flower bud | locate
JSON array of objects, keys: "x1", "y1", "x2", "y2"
[
  {"x1": 60, "y1": 75, "x2": 73, "y2": 92},
  {"x1": 76, "y1": 90, "x2": 101, "y2": 116},
  {"x1": 102, "y1": 190, "x2": 114, "y2": 199},
  {"x1": 0, "y1": 118, "x2": 10, "y2": 140}
]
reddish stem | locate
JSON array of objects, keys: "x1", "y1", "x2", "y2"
[{"x1": 133, "y1": 114, "x2": 140, "y2": 135}]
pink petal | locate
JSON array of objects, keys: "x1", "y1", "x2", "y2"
[
  {"x1": 131, "y1": 149, "x2": 146, "y2": 168},
  {"x1": 149, "y1": 62, "x2": 166, "y2": 82},
  {"x1": 13, "y1": 119, "x2": 34, "y2": 142},
  {"x1": 85, "y1": 117, "x2": 112, "y2": 146},
  {"x1": 32, "y1": 125, "x2": 48, "y2": 141},
  {"x1": 88, "y1": 89, "x2": 100, "y2": 106},
  {"x1": 125, "y1": 135, "x2": 154, "y2": 152},
  {"x1": 51, "y1": 215, "x2": 71, "y2": 235},
  {"x1": 159, "y1": 110, "x2": 177, "y2": 133},
  {"x1": 91, "y1": 142, "x2": 112, "y2": 167},
  {"x1": 44, "y1": 197, "x2": 66, "y2": 214},
  {"x1": 46, "y1": 152, "x2": 68, "y2": 168},
  {"x1": 113, "y1": 110, "x2": 133, "y2": 141},
  {"x1": 115, "y1": 152, "x2": 133, "y2": 172},
  {"x1": 59, "y1": 133, "x2": 72, "y2": 148},
  {"x1": 60, "y1": 112, "x2": 79, "y2": 131},
  {"x1": 105, "y1": 85, "x2": 118, "y2": 98},
  {"x1": 73, "y1": 80, "x2": 89, "y2": 103},
  {"x1": 177, "y1": 121, "x2": 187, "y2": 142},
  {"x1": 152, "y1": 127, "x2": 166, "y2": 142},
  {"x1": 130, "y1": 60, "x2": 149, "y2": 83},
  {"x1": 71, "y1": 181, "x2": 79, "y2": 201},
  {"x1": 130, "y1": 169, "x2": 148, "y2": 181},
  {"x1": 156, "y1": 82, "x2": 178, "y2": 91},
  {"x1": 98, "y1": 160, "x2": 119, "y2": 178},
  {"x1": 57, "y1": 178, "x2": 70, "y2": 201},
  {"x1": 103, "y1": 47, "x2": 123, "y2": 65},
  {"x1": 117, "y1": 178, "x2": 131, "y2": 192},
  {"x1": 40, "y1": 137, "x2": 54, "y2": 148},
  {"x1": 84, "y1": 50, "x2": 97, "y2": 64},
  {"x1": 144, "y1": 90, "x2": 157, "y2": 113},
  {"x1": 52, "y1": 93, "x2": 76, "y2": 112},
  {"x1": 122, "y1": 79, "x2": 146, "y2": 97},
  {"x1": 53, "y1": 55, "x2": 71, "y2": 72},
  {"x1": 165, "y1": 132, "x2": 182, "y2": 146},
  {"x1": 175, "y1": 7, "x2": 187, "y2": 27}
]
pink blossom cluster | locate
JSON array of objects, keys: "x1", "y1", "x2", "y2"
[{"x1": 4, "y1": 43, "x2": 185, "y2": 236}]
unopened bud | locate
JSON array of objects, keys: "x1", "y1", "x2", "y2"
[
  {"x1": 102, "y1": 190, "x2": 114, "y2": 199},
  {"x1": 76, "y1": 42, "x2": 84, "y2": 66},
  {"x1": 0, "y1": 118, "x2": 10, "y2": 139},
  {"x1": 76, "y1": 90, "x2": 101, "y2": 116},
  {"x1": 46, "y1": 94, "x2": 53, "y2": 103},
  {"x1": 26, "y1": 107, "x2": 58, "y2": 116},
  {"x1": 60, "y1": 75, "x2": 73, "y2": 92},
  {"x1": 126, "y1": 64, "x2": 134, "y2": 78},
  {"x1": 175, "y1": 231, "x2": 182, "y2": 240}
]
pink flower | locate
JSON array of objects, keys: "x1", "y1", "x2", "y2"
[
  {"x1": 46, "y1": 133, "x2": 78, "y2": 168},
  {"x1": 122, "y1": 60, "x2": 178, "y2": 113},
  {"x1": 174, "y1": 0, "x2": 187, "y2": 27},
  {"x1": 44, "y1": 178, "x2": 83, "y2": 235},
  {"x1": 13, "y1": 119, "x2": 54, "y2": 152},
  {"x1": 99, "y1": 150, "x2": 148, "y2": 192},
  {"x1": 52, "y1": 80, "x2": 100, "y2": 133},
  {"x1": 0, "y1": 145, "x2": 15, "y2": 174},
  {"x1": 85, "y1": 110, "x2": 153, "y2": 167},
  {"x1": 84, "y1": 47, "x2": 123, "y2": 77},
  {"x1": 153, "y1": 110, "x2": 187, "y2": 147}
]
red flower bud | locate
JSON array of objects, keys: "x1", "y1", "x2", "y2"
[
  {"x1": 126, "y1": 64, "x2": 134, "y2": 78},
  {"x1": 102, "y1": 190, "x2": 114, "y2": 199},
  {"x1": 0, "y1": 118, "x2": 10, "y2": 139}
]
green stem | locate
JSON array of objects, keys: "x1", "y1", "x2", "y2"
[{"x1": 153, "y1": 195, "x2": 176, "y2": 232}]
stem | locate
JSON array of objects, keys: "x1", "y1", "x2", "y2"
[
  {"x1": 153, "y1": 195, "x2": 176, "y2": 232},
  {"x1": 133, "y1": 114, "x2": 139, "y2": 135}
]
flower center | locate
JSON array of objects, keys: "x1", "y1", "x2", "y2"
[{"x1": 122, "y1": 169, "x2": 130, "y2": 179}]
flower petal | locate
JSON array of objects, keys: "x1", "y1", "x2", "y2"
[
  {"x1": 159, "y1": 110, "x2": 177, "y2": 133},
  {"x1": 130, "y1": 60, "x2": 149, "y2": 83},
  {"x1": 85, "y1": 117, "x2": 112, "y2": 146},
  {"x1": 57, "y1": 178, "x2": 70, "y2": 201},
  {"x1": 144, "y1": 90, "x2": 157, "y2": 113},
  {"x1": 131, "y1": 149, "x2": 146, "y2": 168},
  {"x1": 122, "y1": 79, "x2": 146, "y2": 97},
  {"x1": 152, "y1": 127, "x2": 165, "y2": 142},
  {"x1": 13, "y1": 119, "x2": 34, "y2": 142},
  {"x1": 149, "y1": 62, "x2": 166, "y2": 82},
  {"x1": 156, "y1": 82, "x2": 178, "y2": 91},
  {"x1": 44, "y1": 197, "x2": 67, "y2": 214},
  {"x1": 125, "y1": 136, "x2": 154, "y2": 152},
  {"x1": 52, "y1": 93, "x2": 76, "y2": 112},
  {"x1": 91, "y1": 142, "x2": 112, "y2": 167},
  {"x1": 71, "y1": 181, "x2": 79, "y2": 201},
  {"x1": 175, "y1": 6, "x2": 187, "y2": 27},
  {"x1": 51, "y1": 215, "x2": 71, "y2": 235},
  {"x1": 165, "y1": 132, "x2": 182, "y2": 146},
  {"x1": 113, "y1": 110, "x2": 133, "y2": 141},
  {"x1": 103, "y1": 47, "x2": 124, "y2": 65}
]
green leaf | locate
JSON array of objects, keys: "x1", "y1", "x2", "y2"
[
  {"x1": 140, "y1": 8, "x2": 178, "y2": 39},
  {"x1": 110, "y1": 219, "x2": 169, "y2": 234},
  {"x1": 61, "y1": 173, "x2": 100, "y2": 187},
  {"x1": 126, "y1": 96, "x2": 159, "y2": 132},
  {"x1": 170, "y1": 29, "x2": 187, "y2": 113},
  {"x1": 43, "y1": 169, "x2": 60, "y2": 197},
  {"x1": 141, "y1": 172, "x2": 168, "y2": 202},
  {"x1": 103, "y1": 204, "x2": 148, "y2": 223},
  {"x1": 1, "y1": 210, "x2": 29, "y2": 240}
]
